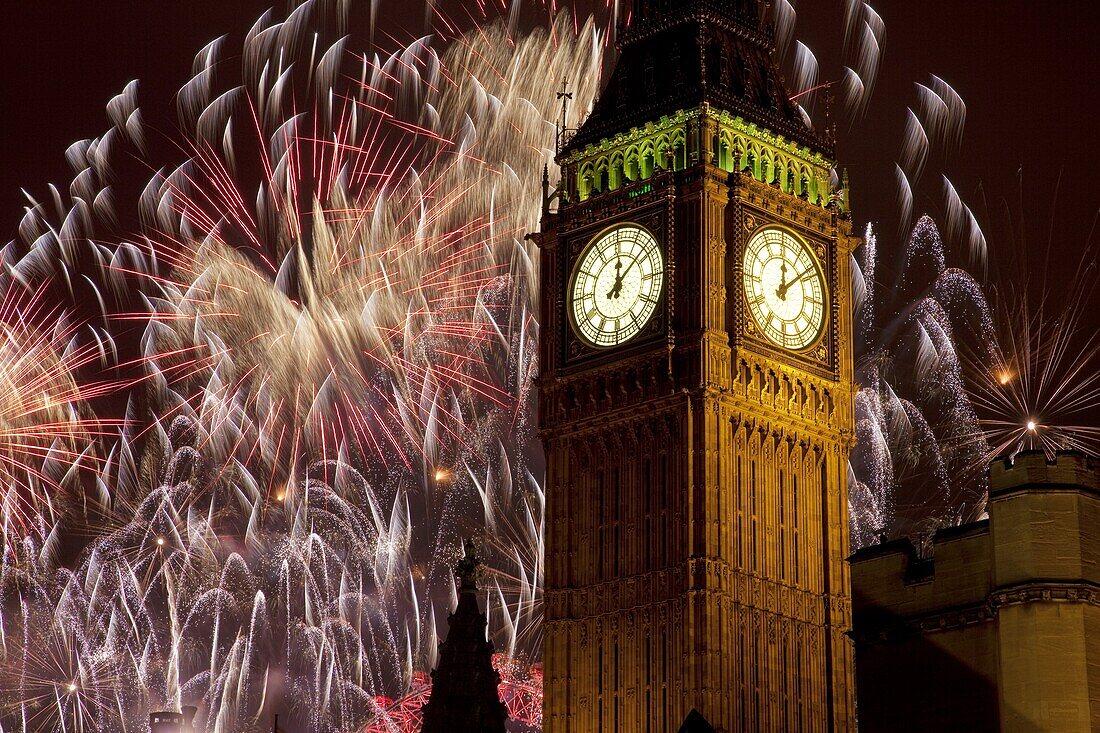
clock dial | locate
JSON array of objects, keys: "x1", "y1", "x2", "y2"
[
  {"x1": 569, "y1": 224, "x2": 665, "y2": 348},
  {"x1": 743, "y1": 227, "x2": 826, "y2": 350}
]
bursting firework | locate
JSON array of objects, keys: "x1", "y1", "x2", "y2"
[{"x1": 1, "y1": 3, "x2": 601, "y2": 730}]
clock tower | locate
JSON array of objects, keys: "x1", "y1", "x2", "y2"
[{"x1": 535, "y1": 0, "x2": 858, "y2": 731}]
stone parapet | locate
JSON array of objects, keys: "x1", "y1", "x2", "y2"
[
  {"x1": 989, "y1": 450, "x2": 1100, "y2": 495},
  {"x1": 989, "y1": 451, "x2": 1099, "y2": 588},
  {"x1": 851, "y1": 451, "x2": 1100, "y2": 732}
]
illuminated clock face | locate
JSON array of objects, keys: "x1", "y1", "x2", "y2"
[
  {"x1": 743, "y1": 227, "x2": 827, "y2": 350},
  {"x1": 569, "y1": 224, "x2": 665, "y2": 348}
]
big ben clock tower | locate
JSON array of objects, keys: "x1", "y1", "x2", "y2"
[{"x1": 535, "y1": 0, "x2": 858, "y2": 731}]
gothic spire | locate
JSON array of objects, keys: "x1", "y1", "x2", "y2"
[
  {"x1": 566, "y1": 0, "x2": 829, "y2": 156},
  {"x1": 630, "y1": 0, "x2": 765, "y2": 31}
]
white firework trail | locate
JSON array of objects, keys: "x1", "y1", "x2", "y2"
[
  {"x1": 851, "y1": 212, "x2": 995, "y2": 547},
  {"x1": 0, "y1": 2, "x2": 601, "y2": 731}
]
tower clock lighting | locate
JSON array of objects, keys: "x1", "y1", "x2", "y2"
[{"x1": 534, "y1": 0, "x2": 860, "y2": 729}]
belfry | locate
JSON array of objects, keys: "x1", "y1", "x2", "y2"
[{"x1": 535, "y1": 0, "x2": 859, "y2": 730}]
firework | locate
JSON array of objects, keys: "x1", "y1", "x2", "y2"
[
  {"x1": 0, "y1": 0, "x2": 604, "y2": 728},
  {"x1": 837, "y1": 60, "x2": 992, "y2": 545},
  {"x1": 965, "y1": 214, "x2": 1100, "y2": 463},
  {"x1": 0, "y1": 280, "x2": 122, "y2": 545}
]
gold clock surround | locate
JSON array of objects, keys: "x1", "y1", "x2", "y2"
[
  {"x1": 568, "y1": 223, "x2": 665, "y2": 349},
  {"x1": 742, "y1": 225, "x2": 828, "y2": 352}
]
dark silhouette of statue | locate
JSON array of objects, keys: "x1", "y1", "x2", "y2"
[{"x1": 419, "y1": 539, "x2": 508, "y2": 733}]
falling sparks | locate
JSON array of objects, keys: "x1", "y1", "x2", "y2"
[
  {"x1": 965, "y1": 262, "x2": 1100, "y2": 464},
  {"x1": 0, "y1": 2, "x2": 601, "y2": 731}
]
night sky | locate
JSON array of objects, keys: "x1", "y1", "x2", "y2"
[{"x1": 2, "y1": 1, "x2": 1098, "y2": 279}]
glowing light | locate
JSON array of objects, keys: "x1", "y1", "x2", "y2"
[
  {"x1": 67, "y1": 683, "x2": 77, "y2": 693},
  {"x1": 0, "y1": 8, "x2": 599, "y2": 730},
  {"x1": 851, "y1": 216, "x2": 992, "y2": 547},
  {"x1": 1027, "y1": 420, "x2": 1037, "y2": 432}
]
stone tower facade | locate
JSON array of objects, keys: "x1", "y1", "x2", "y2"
[{"x1": 535, "y1": 1, "x2": 858, "y2": 731}]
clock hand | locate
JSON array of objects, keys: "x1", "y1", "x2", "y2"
[
  {"x1": 775, "y1": 263, "x2": 788, "y2": 301},
  {"x1": 613, "y1": 256, "x2": 639, "y2": 298},
  {"x1": 607, "y1": 259, "x2": 624, "y2": 299},
  {"x1": 618, "y1": 255, "x2": 636, "y2": 279},
  {"x1": 777, "y1": 266, "x2": 814, "y2": 299}
]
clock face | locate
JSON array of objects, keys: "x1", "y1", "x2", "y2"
[
  {"x1": 569, "y1": 224, "x2": 665, "y2": 348},
  {"x1": 743, "y1": 227, "x2": 827, "y2": 350}
]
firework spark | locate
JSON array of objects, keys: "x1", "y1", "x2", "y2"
[
  {"x1": 0, "y1": 281, "x2": 123, "y2": 544},
  {"x1": 0, "y1": 2, "x2": 599, "y2": 731},
  {"x1": 967, "y1": 240, "x2": 1100, "y2": 462}
]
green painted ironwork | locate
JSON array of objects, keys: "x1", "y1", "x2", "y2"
[{"x1": 560, "y1": 104, "x2": 837, "y2": 209}]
